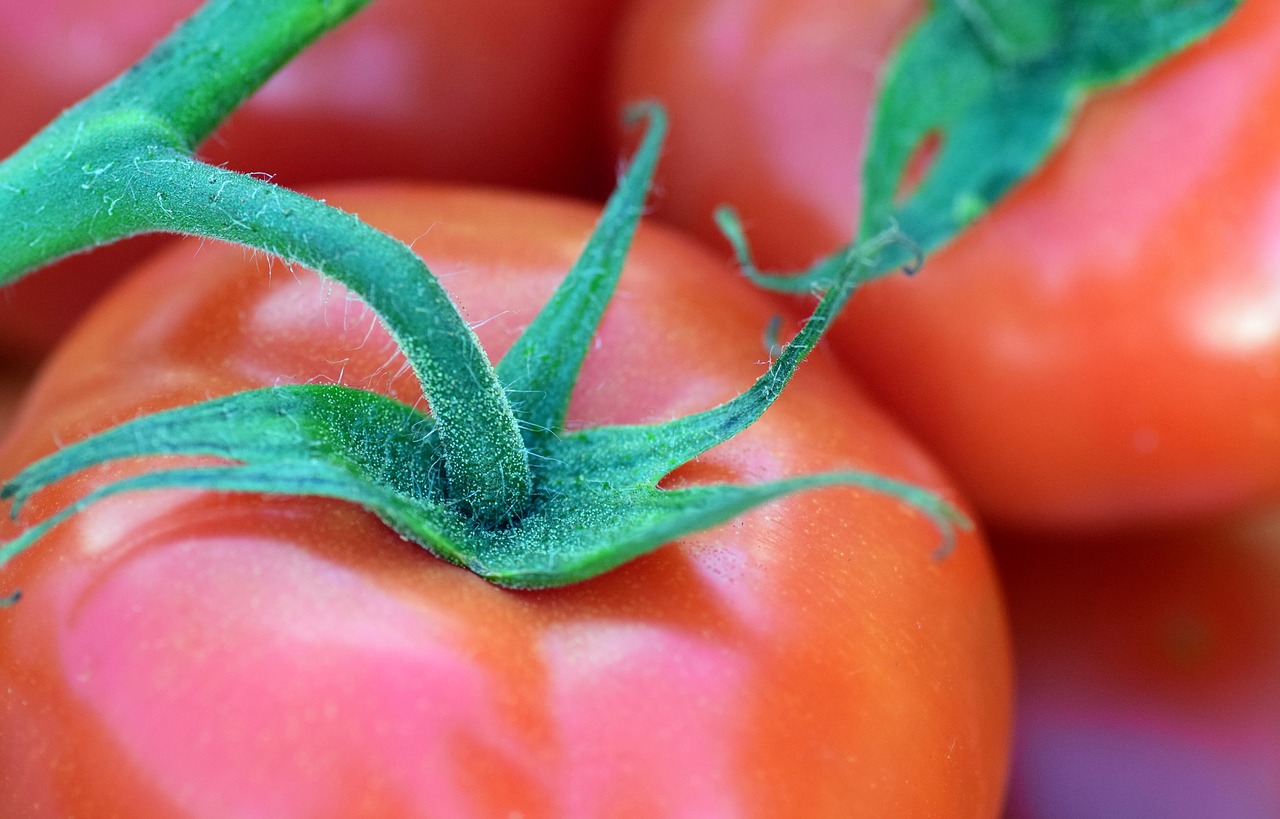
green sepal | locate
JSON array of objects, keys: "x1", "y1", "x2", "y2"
[
  {"x1": 2, "y1": 385, "x2": 442, "y2": 516},
  {"x1": 749, "y1": 0, "x2": 1239, "y2": 291},
  {"x1": 497, "y1": 105, "x2": 665, "y2": 436},
  {"x1": 863, "y1": 0, "x2": 1239, "y2": 251}
]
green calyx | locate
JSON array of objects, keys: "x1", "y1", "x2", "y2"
[
  {"x1": 0, "y1": 1, "x2": 962, "y2": 599},
  {"x1": 0, "y1": 109, "x2": 960, "y2": 593},
  {"x1": 746, "y1": 0, "x2": 1241, "y2": 291}
]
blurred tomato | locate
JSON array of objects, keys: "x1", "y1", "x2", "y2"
[
  {"x1": 996, "y1": 520, "x2": 1280, "y2": 818},
  {"x1": 609, "y1": 0, "x2": 1280, "y2": 533}
]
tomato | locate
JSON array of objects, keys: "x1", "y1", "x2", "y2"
[
  {"x1": 0, "y1": 183, "x2": 1011, "y2": 817},
  {"x1": 609, "y1": 0, "x2": 1280, "y2": 532},
  {"x1": 995, "y1": 520, "x2": 1280, "y2": 818},
  {"x1": 0, "y1": 0, "x2": 623, "y2": 358}
]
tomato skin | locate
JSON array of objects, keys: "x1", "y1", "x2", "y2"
[
  {"x1": 0, "y1": 184, "x2": 1011, "y2": 817},
  {"x1": 0, "y1": 0, "x2": 622, "y2": 358},
  {"x1": 995, "y1": 522, "x2": 1280, "y2": 818},
  {"x1": 0, "y1": 0, "x2": 621, "y2": 191},
  {"x1": 610, "y1": 0, "x2": 1280, "y2": 532}
]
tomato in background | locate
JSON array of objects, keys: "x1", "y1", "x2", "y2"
[
  {"x1": 609, "y1": 0, "x2": 1280, "y2": 533},
  {"x1": 996, "y1": 521, "x2": 1280, "y2": 818},
  {"x1": 0, "y1": 0, "x2": 623, "y2": 358},
  {"x1": 0, "y1": 183, "x2": 1012, "y2": 817}
]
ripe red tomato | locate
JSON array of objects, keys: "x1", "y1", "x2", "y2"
[
  {"x1": 996, "y1": 521, "x2": 1280, "y2": 818},
  {"x1": 0, "y1": 183, "x2": 1012, "y2": 817},
  {"x1": 609, "y1": 0, "x2": 1280, "y2": 532},
  {"x1": 0, "y1": 0, "x2": 623, "y2": 358}
]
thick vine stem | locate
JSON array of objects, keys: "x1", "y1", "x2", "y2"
[
  {"x1": 0, "y1": 0, "x2": 372, "y2": 280},
  {"x1": 0, "y1": 0, "x2": 534, "y2": 524}
]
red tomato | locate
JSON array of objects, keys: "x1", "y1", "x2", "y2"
[
  {"x1": 0, "y1": 0, "x2": 622, "y2": 358},
  {"x1": 0, "y1": 183, "x2": 1011, "y2": 817},
  {"x1": 609, "y1": 0, "x2": 1280, "y2": 532},
  {"x1": 996, "y1": 521, "x2": 1280, "y2": 818}
]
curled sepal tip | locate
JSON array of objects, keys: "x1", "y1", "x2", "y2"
[{"x1": 715, "y1": 206, "x2": 921, "y2": 295}]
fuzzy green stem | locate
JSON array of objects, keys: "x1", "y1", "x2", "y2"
[
  {"x1": 0, "y1": 0, "x2": 371, "y2": 277},
  {"x1": 0, "y1": 0, "x2": 533, "y2": 523}
]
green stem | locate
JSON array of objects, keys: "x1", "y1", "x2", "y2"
[
  {"x1": 0, "y1": 0, "x2": 371, "y2": 277},
  {"x1": 0, "y1": 0, "x2": 533, "y2": 524}
]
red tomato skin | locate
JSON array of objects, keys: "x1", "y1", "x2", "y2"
[
  {"x1": 0, "y1": 0, "x2": 623, "y2": 358},
  {"x1": 995, "y1": 522, "x2": 1280, "y2": 818},
  {"x1": 0, "y1": 184, "x2": 1011, "y2": 818},
  {"x1": 609, "y1": 0, "x2": 1280, "y2": 532}
]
